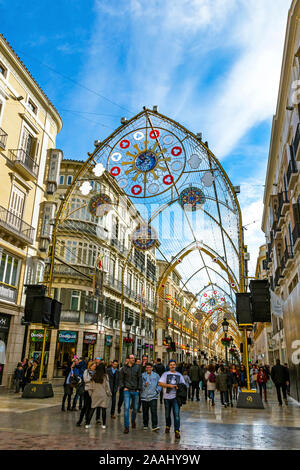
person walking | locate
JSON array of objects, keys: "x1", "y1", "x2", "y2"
[
  {"x1": 189, "y1": 360, "x2": 201, "y2": 401},
  {"x1": 85, "y1": 363, "x2": 111, "y2": 429},
  {"x1": 107, "y1": 359, "x2": 120, "y2": 419},
  {"x1": 284, "y1": 363, "x2": 290, "y2": 395},
  {"x1": 117, "y1": 357, "x2": 129, "y2": 414},
  {"x1": 141, "y1": 362, "x2": 161, "y2": 431},
  {"x1": 271, "y1": 359, "x2": 290, "y2": 406},
  {"x1": 159, "y1": 359, "x2": 186, "y2": 439},
  {"x1": 13, "y1": 362, "x2": 24, "y2": 393},
  {"x1": 183, "y1": 370, "x2": 192, "y2": 399},
  {"x1": 72, "y1": 358, "x2": 85, "y2": 411},
  {"x1": 153, "y1": 358, "x2": 166, "y2": 404},
  {"x1": 239, "y1": 365, "x2": 247, "y2": 389},
  {"x1": 216, "y1": 365, "x2": 229, "y2": 407},
  {"x1": 201, "y1": 365, "x2": 208, "y2": 401},
  {"x1": 205, "y1": 364, "x2": 217, "y2": 406},
  {"x1": 250, "y1": 365, "x2": 258, "y2": 390},
  {"x1": 231, "y1": 365, "x2": 239, "y2": 400},
  {"x1": 119, "y1": 354, "x2": 142, "y2": 434},
  {"x1": 76, "y1": 360, "x2": 96, "y2": 426},
  {"x1": 62, "y1": 360, "x2": 80, "y2": 412},
  {"x1": 226, "y1": 366, "x2": 234, "y2": 407},
  {"x1": 257, "y1": 366, "x2": 268, "y2": 402}
]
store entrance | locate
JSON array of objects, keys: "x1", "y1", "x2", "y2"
[{"x1": 54, "y1": 331, "x2": 77, "y2": 377}]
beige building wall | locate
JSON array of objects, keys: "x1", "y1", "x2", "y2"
[
  {"x1": 262, "y1": 1, "x2": 300, "y2": 401},
  {"x1": 0, "y1": 34, "x2": 62, "y2": 386}
]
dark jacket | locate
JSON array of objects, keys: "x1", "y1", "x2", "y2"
[
  {"x1": 63, "y1": 365, "x2": 80, "y2": 386},
  {"x1": 107, "y1": 366, "x2": 120, "y2": 394},
  {"x1": 271, "y1": 364, "x2": 289, "y2": 385},
  {"x1": 189, "y1": 365, "x2": 201, "y2": 382},
  {"x1": 14, "y1": 368, "x2": 24, "y2": 381},
  {"x1": 216, "y1": 372, "x2": 229, "y2": 392},
  {"x1": 176, "y1": 383, "x2": 188, "y2": 407},
  {"x1": 154, "y1": 363, "x2": 165, "y2": 377},
  {"x1": 119, "y1": 364, "x2": 142, "y2": 391}
]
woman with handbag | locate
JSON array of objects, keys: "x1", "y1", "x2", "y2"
[
  {"x1": 76, "y1": 360, "x2": 96, "y2": 426},
  {"x1": 61, "y1": 360, "x2": 80, "y2": 411},
  {"x1": 257, "y1": 366, "x2": 268, "y2": 402},
  {"x1": 85, "y1": 363, "x2": 112, "y2": 429}
]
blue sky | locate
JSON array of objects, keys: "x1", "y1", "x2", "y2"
[{"x1": 1, "y1": 0, "x2": 292, "y2": 273}]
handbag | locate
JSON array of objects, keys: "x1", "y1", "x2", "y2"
[{"x1": 69, "y1": 374, "x2": 80, "y2": 388}]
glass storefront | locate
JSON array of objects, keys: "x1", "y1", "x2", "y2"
[
  {"x1": 82, "y1": 332, "x2": 97, "y2": 360},
  {"x1": 0, "y1": 313, "x2": 11, "y2": 385},
  {"x1": 54, "y1": 330, "x2": 77, "y2": 377},
  {"x1": 28, "y1": 329, "x2": 51, "y2": 377}
]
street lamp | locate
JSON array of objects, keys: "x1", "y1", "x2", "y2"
[
  {"x1": 125, "y1": 317, "x2": 134, "y2": 358},
  {"x1": 222, "y1": 317, "x2": 229, "y2": 365}
]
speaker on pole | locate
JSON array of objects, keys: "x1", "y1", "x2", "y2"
[
  {"x1": 249, "y1": 280, "x2": 271, "y2": 322},
  {"x1": 50, "y1": 299, "x2": 62, "y2": 329},
  {"x1": 236, "y1": 293, "x2": 253, "y2": 325}
]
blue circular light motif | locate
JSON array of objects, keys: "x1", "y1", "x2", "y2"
[{"x1": 135, "y1": 151, "x2": 157, "y2": 172}]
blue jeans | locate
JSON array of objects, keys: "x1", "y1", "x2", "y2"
[
  {"x1": 164, "y1": 398, "x2": 180, "y2": 432},
  {"x1": 123, "y1": 390, "x2": 139, "y2": 429},
  {"x1": 208, "y1": 390, "x2": 215, "y2": 403}
]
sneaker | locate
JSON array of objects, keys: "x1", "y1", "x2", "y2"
[
  {"x1": 102, "y1": 425, "x2": 106, "y2": 429},
  {"x1": 175, "y1": 431, "x2": 180, "y2": 439},
  {"x1": 85, "y1": 424, "x2": 91, "y2": 429},
  {"x1": 143, "y1": 426, "x2": 148, "y2": 430},
  {"x1": 124, "y1": 427, "x2": 129, "y2": 434},
  {"x1": 165, "y1": 426, "x2": 170, "y2": 434},
  {"x1": 132, "y1": 422, "x2": 136, "y2": 428},
  {"x1": 152, "y1": 427, "x2": 160, "y2": 431}
]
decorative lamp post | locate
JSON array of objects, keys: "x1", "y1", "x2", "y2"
[
  {"x1": 124, "y1": 317, "x2": 134, "y2": 358},
  {"x1": 222, "y1": 317, "x2": 229, "y2": 365}
]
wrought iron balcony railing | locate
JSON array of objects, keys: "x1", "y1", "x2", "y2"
[
  {"x1": 293, "y1": 122, "x2": 300, "y2": 157},
  {"x1": 0, "y1": 205, "x2": 34, "y2": 244},
  {"x1": 287, "y1": 158, "x2": 298, "y2": 186},
  {"x1": 277, "y1": 191, "x2": 289, "y2": 219},
  {"x1": 9, "y1": 149, "x2": 39, "y2": 178},
  {"x1": 0, "y1": 127, "x2": 8, "y2": 149}
]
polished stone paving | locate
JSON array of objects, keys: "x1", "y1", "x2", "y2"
[{"x1": 0, "y1": 386, "x2": 300, "y2": 450}]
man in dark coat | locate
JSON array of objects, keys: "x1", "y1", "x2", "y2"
[
  {"x1": 107, "y1": 359, "x2": 120, "y2": 418},
  {"x1": 154, "y1": 358, "x2": 166, "y2": 404},
  {"x1": 271, "y1": 359, "x2": 289, "y2": 406}
]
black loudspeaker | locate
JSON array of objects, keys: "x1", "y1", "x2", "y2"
[
  {"x1": 24, "y1": 285, "x2": 47, "y2": 323},
  {"x1": 249, "y1": 280, "x2": 271, "y2": 323},
  {"x1": 25, "y1": 295, "x2": 52, "y2": 325},
  {"x1": 236, "y1": 293, "x2": 253, "y2": 325},
  {"x1": 50, "y1": 299, "x2": 62, "y2": 329}
]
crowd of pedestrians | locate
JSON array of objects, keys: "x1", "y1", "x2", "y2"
[
  {"x1": 12, "y1": 355, "x2": 291, "y2": 439},
  {"x1": 51, "y1": 355, "x2": 290, "y2": 440}
]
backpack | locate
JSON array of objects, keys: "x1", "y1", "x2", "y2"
[{"x1": 208, "y1": 372, "x2": 216, "y2": 383}]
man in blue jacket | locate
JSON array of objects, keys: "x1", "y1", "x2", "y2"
[{"x1": 141, "y1": 363, "x2": 161, "y2": 431}]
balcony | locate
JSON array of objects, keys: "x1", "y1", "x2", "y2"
[
  {"x1": 0, "y1": 282, "x2": 17, "y2": 303},
  {"x1": 60, "y1": 310, "x2": 80, "y2": 323},
  {"x1": 283, "y1": 245, "x2": 294, "y2": 273},
  {"x1": 273, "y1": 220, "x2": 281, "y2": 241},
  {"x1": 293, "y1": 222, "x2": 300, "y2": 253},
  {"x1": 0, "y1": 206, "x2": 34, "y2": 245},
  {"x1": 0, "y1": 128, "x2": 8, "y2": 150},
  {"x1": 277, "y1": 191, "x2": 289, "y2": 223},
  {"x1": 274, "y1": 266, "x2": 283, "y2": 288},
  {"x1": 50, "y1": 264, "x2": 93, "y2": 279},
  {"x1": 9, "y1": 149, "x2": 39, "y2": 181},
  {"x1": 294, "y1": 123, "x2": 300, "y2": 162},
  {"x1": 287, "y1": 158, "x2": 298, "y2": 192},
  {"x1": 84, "y1": 312, "x2": 99, "y2": 324}
]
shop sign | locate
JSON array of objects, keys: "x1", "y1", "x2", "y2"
[
  {"x1": 30, "y1": 329, "x2": 50, "y2": 342},
  {"x1": 84, "y1": 332, "x2": 97, "y2": 345},
  {"x1": 0, "y1": 313, "x2": 10, "y2": 333},
  {"x1": 105, "y1": 335, "x2": 112, "y2": 346},
  {"x1": 58, "y1": 331, "x2": 77, "y2": 343}
]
